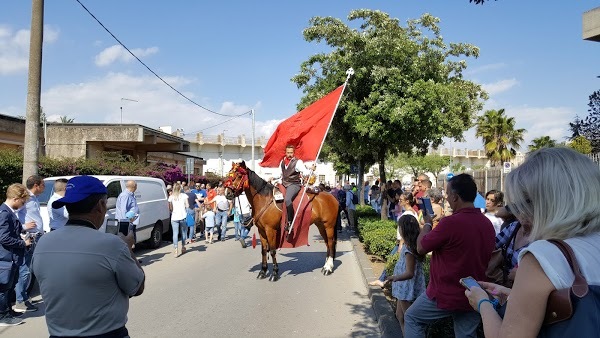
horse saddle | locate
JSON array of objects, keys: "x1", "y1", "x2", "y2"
[{"x1": 273, "y1": 185, "x2": 319, "y2": 202}]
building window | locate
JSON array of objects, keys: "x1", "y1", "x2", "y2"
[{"x1": 319, "y1": 175, "x2": 325, "y2": 183}]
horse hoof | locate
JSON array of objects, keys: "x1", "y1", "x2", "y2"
[
  {"x1": 257, "y1": 272, "x2": 267, "y2": 279},
  {"x1": 323, "y1": 269, "x2": 332, "y2": 276},
  {"x1": 269, "y1": 274, "x2": 280, "y2": 282}
]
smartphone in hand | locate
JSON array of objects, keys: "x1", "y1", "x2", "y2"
[
  {"x1": 420, "y1": 197, "x2": 435, "y2": 217},
  {"x1": 118, "y1": 221, "x2": 130, "y2": 236},
  {"x1": 459, "y1": 276, "x2": 482, "y2": 290}
]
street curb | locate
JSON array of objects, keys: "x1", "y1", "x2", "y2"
[{"x1": 349, "y1": 234, "x2": 403, "y2": 338}]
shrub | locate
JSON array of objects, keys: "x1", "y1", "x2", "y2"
[
  {"x1": 360, "y1": 218, "x2": 397, "y2": 259},
  {"x1": 0, "y1": 149, "x2": 23, "y2": 195},
  {"x1": 356, "y1": 204, "x2": 378, "y2": 218}
]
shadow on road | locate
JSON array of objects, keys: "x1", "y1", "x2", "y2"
[
  {"x1": 346, "y1": 291, "x2": 382, "y2": 337},
  {"x1": 246, "y1": 250, "x2": 348, "y2": 277}
]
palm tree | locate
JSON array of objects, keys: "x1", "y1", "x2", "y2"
[
  {"x1": 59, "y1": 115, "x2": 75, "y2": 123},
  {"x1": 475, "y1": 108, "x2": 525, "y2": 167},
  {"x1": 528, "y1": 136, "x2": 557, "y2": 152}
]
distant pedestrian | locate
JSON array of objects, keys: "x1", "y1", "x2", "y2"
[
  {"x1": 116, "y1": 180, "x2": 139, "y2": 246},
  {"x1": 202, "y1": 204, "x2": 216, "y2": 244},
  {"x1": 168, "y1": 183, "x2": 189, "y2": 257},
  {"x1": 32, "y1": 176, "x2": 145, "y2": 337}
]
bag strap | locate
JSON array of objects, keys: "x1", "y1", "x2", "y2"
[{"x1": 547, "y1": 239, "x2": 588, "y2": 298}]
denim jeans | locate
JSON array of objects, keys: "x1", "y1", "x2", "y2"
[
  {"x1": 215, "y1": 210, "x2": 228, "y2": 240},
  {"x1": 234, "y1": 221, "x2": 242, "y2": 239},
  {"x1": 404, "y1": 293, "x2": 481, "y2": 338},
  {"x1": 370, "y1": 199, "x2": 381, "y2": 213},
  {"x1": 240, "y1": 225, "x2": 249, "y2": 239},
  {"x1": 15, "y1": 247, "x2": 33, "y2": 303},
  {"x1": 171, "y1": 219, "x2": 187, "y2": 248}
]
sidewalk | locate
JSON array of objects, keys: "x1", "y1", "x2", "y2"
[{"x1": 348, "y1": 231, "x2": 403, "y2": 338}]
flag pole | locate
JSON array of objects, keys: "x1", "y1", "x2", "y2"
[{"x1": 287, "y1": 68, "x2": 354, "y2": 239}]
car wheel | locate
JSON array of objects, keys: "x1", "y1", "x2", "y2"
[{"x1": 148, "y1": 222, "x2": 162, "y2": 248}]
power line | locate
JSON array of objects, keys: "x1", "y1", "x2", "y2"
[
  {"x1": 75, "y1": 0, "x2": 241, "y2": 117},
  {"x1": 185, "y1": 110, "x2": 253, "y2": 136}
]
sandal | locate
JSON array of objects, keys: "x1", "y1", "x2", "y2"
[
  {"x1": 181, "y1": 247, "x2": 187, "y2": 254},
  {"x1": 174, "y1": 248, "x2": 178, "y2": 258}
]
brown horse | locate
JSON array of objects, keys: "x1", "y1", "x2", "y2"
[{"x1": 223, "y1": 161, "x2": 339, "y2": 281}]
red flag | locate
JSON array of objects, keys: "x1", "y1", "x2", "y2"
[
  {"x1": 252, "y1": 233, "x2": 256, "y2": 249},
  {"x1": 260, "y1": 85, "x2": 345, "y2": 167}
]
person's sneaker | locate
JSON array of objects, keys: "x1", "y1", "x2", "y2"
[
  {"x1": 13, "y1": 300, "x2": 38, "y2": 313},
  {"x1": 0, "y1": 314, "x2": 23, "y2": 326},
  {"x1": 239, "y1": 238, "x2": 247, "y2": 248}
]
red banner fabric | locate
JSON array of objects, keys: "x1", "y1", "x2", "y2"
[{"x1": 260, "y1": 85, "x2": 345, "y2": 168}]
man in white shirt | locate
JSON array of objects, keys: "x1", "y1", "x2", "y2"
[
  {"x1": 47, "y1": 179, "x2": 69, "y2": 231},
  {"x1": 212, "y1": 187, "x2": 232, "y2": 242}
]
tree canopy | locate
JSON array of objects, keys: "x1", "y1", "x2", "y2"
[
  {"x1": 292, "y1": 10, "x2": 487, "y2": 185},
  {"x1": 528, "y1": 136, "x2": 556, "y2": 152},
  {"x1": 577, "y1": 90, "x2": 600, "y2": 153},
  {"x1": 475, "y1": 108, "x2": 525, "y2": 166}
]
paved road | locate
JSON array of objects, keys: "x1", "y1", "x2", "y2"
[{"x1": 2, "y1": 223, "x2": 380, "y2": 337}]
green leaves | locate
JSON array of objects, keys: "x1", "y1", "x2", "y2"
[{"x1": 475, "y1": 108, "x2": 525, "y2": 166}]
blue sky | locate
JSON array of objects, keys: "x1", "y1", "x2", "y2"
[{"x1": 0, "y1": 0, "x2": 598, "y2": 152}]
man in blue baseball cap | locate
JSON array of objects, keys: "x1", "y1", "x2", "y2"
[{"x1": 32, "y1": 176, "x2": 145, "y2": 337}]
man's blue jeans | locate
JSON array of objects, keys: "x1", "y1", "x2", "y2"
[
  {"x1": 234, "y1": 221, "x2": 242, "y2": 240},
  {"x1": 15, "y1": 247, "x2": 33, "y2": 303},
  {"x1": 215, "y1": 210, "x2": 228, "y2": 240},
  {"x1": 404, "y1": 293, "x2": 481, "y2": 338}
]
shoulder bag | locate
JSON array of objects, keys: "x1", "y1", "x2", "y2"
[{"x1": 538, "y1": 239, "x2": 600, "y2": 337}]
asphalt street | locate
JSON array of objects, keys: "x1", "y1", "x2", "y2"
[{"x1": 1, "y1": 223, "x2": 380, "y2": 337}]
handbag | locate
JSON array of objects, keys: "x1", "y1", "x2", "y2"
[
  {"x1": 486, "y1": 223, "x2": 521, "y2": 287},
  {"x1": 538, "y1": 239, "x2": 600, "y2": 337},
  {"x1": 0, "y1": 260, "x2": 17, "y2": 292}
]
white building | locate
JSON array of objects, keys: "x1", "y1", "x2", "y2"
[{"x1": 159, "y1": 127, "x2": 339, "y2": 185}]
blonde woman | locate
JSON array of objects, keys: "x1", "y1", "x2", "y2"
[
  {"x1": 168, "y1": 183, "x2": 189, "y2": 257},
  {"x1": 464, "y1": 147, "x2": 600, "y2": 337}
]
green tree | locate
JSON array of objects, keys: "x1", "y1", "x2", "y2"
[
  {"x1": 450, "y1": 162, "x2": 466, "y2": 173},
  {"x1": 59, "y1": 115, "x2": 75, "y2": 123},
  {"x1": 528, "y1": 136, "x2": 557, "y2": 152},
  {"x1": 579, "y1": 90, "x2": 600, "y2": 153},
  {"x1": 475, "y1": 108, "x2": 525, "y2": 166},
  {"x1": 292, "y1": 10, "x2": 486, "y2": 218},
  {"x1": 423, "y1": 154, "x2": 450, "y2": 179},
  {"x1": 568, "y1": 135, "x2": 593, "y2": 154}
]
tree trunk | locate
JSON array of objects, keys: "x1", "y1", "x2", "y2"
[
  {"x1": 358, "y1": 159, "x2": 365, "y2": 206},
  {"x1": 378, "y1": 151, "x2": 387, "y2": 221}
]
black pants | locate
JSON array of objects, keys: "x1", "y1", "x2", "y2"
[{"x1": 284, "y1": 184, "x2": 301, "y2": 223}]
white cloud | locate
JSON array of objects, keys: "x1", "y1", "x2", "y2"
[
  {"x1": 94, "y1": 45, "x2": 159, "y2": 66},
  {"x1": 0, "y1": 25, "x2": 59, "y2": 75},
  {"x1": 482, "y1": 78, "x2": 518, "y2": 96},
  {"x1": 36, "y1": 72, "x2": 273, "y2": 141}
]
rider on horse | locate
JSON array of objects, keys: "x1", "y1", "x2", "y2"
[{"x1": 271, "y1": 144, "x2": 316, "y2": 232}]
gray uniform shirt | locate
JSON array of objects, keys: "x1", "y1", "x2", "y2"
[{"x1": 32, "y1": 224, "x2": 144, "y2": 336}]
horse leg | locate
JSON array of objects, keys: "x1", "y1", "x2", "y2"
[
  {"x1": 268, "y1": 249, "x2": 279, "y2": 281},
  {"x1": 315, "y1": 222, "x2": 335, "y2": 275},
  {"x1": 257, "y1": 237, "x2": 268, "y2": 279}
]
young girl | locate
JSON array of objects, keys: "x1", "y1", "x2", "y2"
[{"x1": 384, "y1": 214, "x2": 426, "y2": 334}]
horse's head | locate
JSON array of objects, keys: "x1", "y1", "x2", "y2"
[{"x1": 223, "y1": 161, "x2": 249, "y2": 200}]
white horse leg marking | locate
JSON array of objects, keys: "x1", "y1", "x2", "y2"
[{"x1": 323, "y1": 256, "x2": 334, "y2": 273}]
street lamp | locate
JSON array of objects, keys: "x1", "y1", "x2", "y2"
[{"x1": 120, "y1": 98, "x2": 138, "y2": 124}]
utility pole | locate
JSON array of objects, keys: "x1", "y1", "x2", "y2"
[{"x1": 22, "y1": 0, "x2": 44, "y2": 183}]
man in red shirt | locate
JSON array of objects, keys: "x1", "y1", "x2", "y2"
[{"x1": 404, "y1": 174, "x2": 495, "y2": 338}]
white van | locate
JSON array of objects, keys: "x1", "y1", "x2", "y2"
[{"x1": 39, "y1": 175, "x2": 171, "y2": 248}]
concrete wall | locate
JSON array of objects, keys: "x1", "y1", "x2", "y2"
[{"x1": 583, "y1": 7, "x2": 600, "y2": 42}]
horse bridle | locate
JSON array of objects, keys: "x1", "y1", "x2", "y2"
[{"x1": 224, "y1": 164, "x2": 275, "y2": 227}]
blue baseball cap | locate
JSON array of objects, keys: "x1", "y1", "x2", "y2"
[{"x1": 52, "y1": 176, "x2": 108, "y2": 209}]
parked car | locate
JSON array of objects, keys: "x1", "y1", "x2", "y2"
[{"x1": 39, "y1": 175, "x2": 171, "y2": 248}]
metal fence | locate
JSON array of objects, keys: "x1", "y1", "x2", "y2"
[{"x1": 436, "y1": 168, "x2": 507, "y2": 193}]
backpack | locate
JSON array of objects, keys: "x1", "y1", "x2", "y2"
[
  {"x1": 352, "y1": 192, "x2": 359, "y2": 205},
  {"x1": 337, "y1": 190, "x2": 347, "y2": 206}
]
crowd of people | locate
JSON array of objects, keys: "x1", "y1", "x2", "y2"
[{"x1": 365, "y1": 147, "x2": 600, "y2": 337}]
